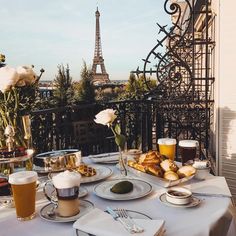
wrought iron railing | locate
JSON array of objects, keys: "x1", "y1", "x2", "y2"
[{"x1": 31, "y1": 100, "x2": 210, "y2": 162}]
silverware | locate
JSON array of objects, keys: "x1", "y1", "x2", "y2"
[
  {"x1": 106, "y1": 207, "x2": 135, "y2": 233},
  {"x1": 192, "y1": 192, "x2": 231, "y2": 198},
  {"x1": 117, "y1": 208, "x2": 144, "y2": 233},
  {"x1": 47, "y1": 204, "x2": 58, "y2": 217}
]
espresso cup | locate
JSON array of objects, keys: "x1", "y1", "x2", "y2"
[
  {"x1": 8, "y1": 171, "x2": 38, "y2": 221},
  {"x1": 44, "y1": 170, "x2": 81, "y2": 217},
  {"x1": 179, "y1": 140, "x2": 199, "y2": 165},
  {"x1": 158, "y1": 138, "x2": 176, "y2": 160}
]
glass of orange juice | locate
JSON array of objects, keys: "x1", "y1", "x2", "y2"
[{"x1": 158, "y1": 138, "x2": 176, "y2": 160}]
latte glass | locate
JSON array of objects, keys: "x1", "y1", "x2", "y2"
[
  {"x1": 8, "y1": 171, "x2": 38, "y2": 221},
  {"x1": 158, "y1": 138, "x2": 176, "y2": 160},
  {"x1": 44, "y1": 171, "x2": 81, "y2": 217}
]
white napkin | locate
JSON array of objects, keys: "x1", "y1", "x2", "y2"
[
  {"x1": 73, "y1": 208, "x2": 165, "y2": 236},
  {"x1": 184, "y1": 176, "x2": 232, "y2": 197},
  {"x1": 90, "y1": 152, "x2": 119, "y2": 163}
]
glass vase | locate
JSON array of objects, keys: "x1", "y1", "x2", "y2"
[{"x1": 118, "y1": 147, "x2": 128, "y2": 177}]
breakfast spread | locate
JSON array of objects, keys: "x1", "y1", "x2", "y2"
[{"x1": 128, "y1": 150, "x2": 196, "y2": 180}]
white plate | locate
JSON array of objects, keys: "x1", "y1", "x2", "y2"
[
  {"x1": 93, "y1": 178, "x2": 152, "y2": 201},
  {"x1": 49, "y1": 165, "x2": 113, "y2": 184},
  {"x1": 159, "y1": 193, "x2": 201, "y2": 208},
  {"x1": 39, "y1": 200, "x2": 94, "y2": 223},
  {"x1": 128, "y1": 166, "x2": 194, "y2": 188},
  {"x1": 75, "y1": 209, "x2": 152, "y2": 236},
  {"x1": 89, "y1": 152, "x2": 119, "y2": 164}
]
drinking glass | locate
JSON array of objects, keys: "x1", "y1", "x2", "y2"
[
  {"x1": 8, "y1": 171, "x2": 38, "y2": 221},
  {"x1": 158, "y1": 138, "x2": 176, "y2": 160}
]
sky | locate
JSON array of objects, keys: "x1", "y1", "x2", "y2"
[{"x1": 0, "y1": 0, "x2": 171, "y2": 81}]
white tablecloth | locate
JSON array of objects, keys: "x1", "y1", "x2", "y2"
[{"x1": 1, "y1": 158, "x2": 236, "y2": 236}]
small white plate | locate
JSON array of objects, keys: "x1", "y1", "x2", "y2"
[
  {"x1": 89, "y1": 152, "x2": 119, "y2": 164},
  {"x1": 39, "y1": 199, "x2": 94, "y2": 223},
  {"x1": 93, "y1": 178, "x2": 152, "y2": 201},
  {"x1": 75, "y1": 209, "x2": 152, "y2": 236},
  {"x1": 159, "y1": 193, "x2": 201, "y2": 208}
]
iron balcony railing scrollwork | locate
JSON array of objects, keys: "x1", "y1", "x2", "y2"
[{"x1": 132, "y1": 0, "x2": 215, "y2": 163}]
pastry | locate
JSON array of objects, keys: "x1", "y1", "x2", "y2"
[
  {"x1": 133, "y1": 163, "x2": 147, "y2": 173},
  {"x1": 160, "y1": 159, "x2": 178, "y2": 172},
  {"x1": 76, "y1": 164, "x2": 97, "y2": 177},
  {"x1": 128, "y1": 160, "x2": 146, "y2": 173},
  {"x1": 177, "y1": 165, "x2": 196, "y2": 178},
  {"x1": 146, "y1": 165, "x2": 163, "y2": 177},
  {"x1": 138, "y1": 151, "x2": 161, "y2": 165},
  {"x1": 163, "y1": 171, "x2": 179, "y2": 181}
]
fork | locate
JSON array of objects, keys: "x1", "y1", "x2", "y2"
[{"x1": 117, "y1": 209, "x2": 144, "y2": 233}]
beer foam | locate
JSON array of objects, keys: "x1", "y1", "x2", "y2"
[
  {"x1": 158, "y1": 138, "x2": 176, "y2": 145},
  {"x1": 8, "y1": 171, "x2": 38, "y2": 185},
  {"x1": 179, "y1": 140, "x2": 199, "y2": 148},
  {"x1": 52, "y1": 170, "x2": 81, "y2": 189}
]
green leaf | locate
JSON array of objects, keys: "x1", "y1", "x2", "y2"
[
  {"x1": 114, "y1": 124, "x2": 121, "y2": 135},
  {"x1": 115, "y1": 133, "x2": 126, "y2": 150}
]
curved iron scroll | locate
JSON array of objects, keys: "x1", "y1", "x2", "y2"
[{"x1": 133, "y1": 0, "x2": 195, "y2": 100}]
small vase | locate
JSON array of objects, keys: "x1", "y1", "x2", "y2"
[{"x1": 118, "y1": 147, "x2": 128, "y2": 177}]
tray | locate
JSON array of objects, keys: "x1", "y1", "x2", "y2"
[{"x1": 128, "y1": 166, "x2": 194, "y2": 188}]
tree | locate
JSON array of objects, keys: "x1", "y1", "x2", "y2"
[
  {"x1": 119, "y1": 73, "x2": 156, "y2": 100},
  {"x1": 53, "y1": 64, "x2": 75, "y2": 106},
  {"x1": 75, "y1": 62, "x2": 95, "y2": 103}
]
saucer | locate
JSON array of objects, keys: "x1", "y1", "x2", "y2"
[
  {"x1": 39, "y1": 199, "x2": 94, "y2": 222},
  {"x1": 159, "y1": 193, "x2": 201, "y2": 208}
]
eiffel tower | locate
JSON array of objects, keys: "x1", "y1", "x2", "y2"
[{"x1": 91, "y1": 7, "x2": 110, "y2": 85}]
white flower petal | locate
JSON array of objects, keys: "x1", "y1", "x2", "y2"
[{"x1": 0, "y1": 66, "x2": 19, "y2": 93}]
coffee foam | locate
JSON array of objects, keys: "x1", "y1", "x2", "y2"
[
  {"x1": 8, "y1": 171, "x2": 38, "y2": 185},
  {"x1": 52, "y1": 170, "x2": 81, "y2": 189}
]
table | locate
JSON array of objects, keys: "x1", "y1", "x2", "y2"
[{"x1": 1, "y1": 158, "x2": 236, "y2": 236}]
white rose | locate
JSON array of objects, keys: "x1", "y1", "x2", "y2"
[
  {"x1": 0, "y1": 66, "x2": 19, "y2": 93},
  {"x1": 94, "y1": 109, "x2": 117, "y2": 126},
  {"x1": 16, "y1": 66, "x2": 37, "y2": 86}
]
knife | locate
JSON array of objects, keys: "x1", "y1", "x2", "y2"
[
  {"x1": 106, "y1": 207, "x2": 134, "y2": 233},
  {"x1": 192, "y1": 192, "x2": 231, "y2": 198}
]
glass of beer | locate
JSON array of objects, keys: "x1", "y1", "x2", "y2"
[
  {"x1": 158, "y1": 138, "x2": 176, "y2": 160},
  {"x1": 179, "y1": 140, "x2": 199, "y2": 165},
  {"x1": 8, "y1": 171, "x2": 38, "y2": 221}
]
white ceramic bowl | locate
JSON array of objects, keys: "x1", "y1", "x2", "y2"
[
  {"x1": 166, "y1": 187, "x2": 192, "y2": 205},
  {"x1": 194, "y1": 167, "x2": 210, "y2": 180}
]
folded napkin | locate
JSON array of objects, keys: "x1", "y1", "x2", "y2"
[
  {"x1": 90, "y1": 152, "x2": 119, "y2": 163},
  {"x1": 73, "y1": 208, "x2": 165, "y2": 236}
]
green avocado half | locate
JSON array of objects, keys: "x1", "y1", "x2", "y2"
[{"x1": 110, "y1": 180, "x2": 134, "y2": 194}]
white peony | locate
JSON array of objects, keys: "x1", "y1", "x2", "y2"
[
  {"x1": 0, "y1": 66, "x2": 19, "y2": 93},
  {"x1": 94, "y1": 109, "x2": 117, "y2": 126},
  {"x1": 16, "y1": 66, "x2": 37, "y2": 86}
]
